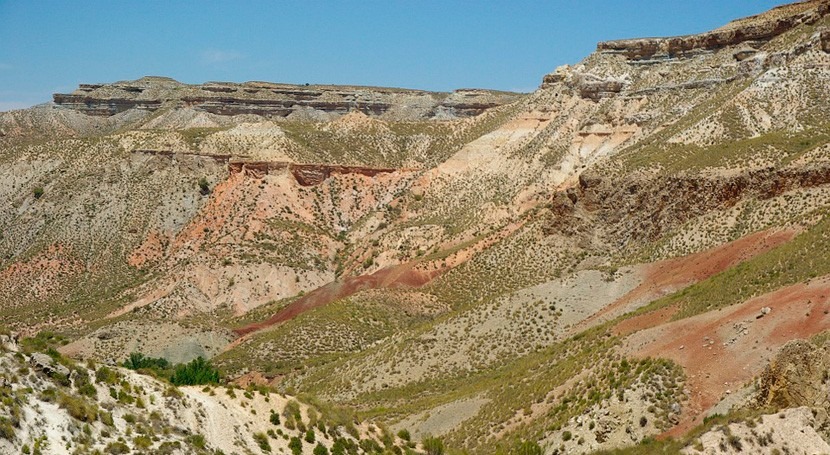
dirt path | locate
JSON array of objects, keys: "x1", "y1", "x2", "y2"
[{"x1": 624, "y1": 275, "x2": 830, "y2": 436}]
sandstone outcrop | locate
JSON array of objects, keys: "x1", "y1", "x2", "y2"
[
  {"x1": 597, "y1": 0, "x2": 830, "y2": 61},
  {"x1": 540, "y1": 65, "x2": 628, "y2": 100},
  {"x1": 53, "y1": 77, "x2": 521, "y2": 120},
  {"x1": 755, "y1": 340, "x2": 830, "y2": 409},
  {"x1": 227, "y1": 159, "x2": 404, "y2": 185}
]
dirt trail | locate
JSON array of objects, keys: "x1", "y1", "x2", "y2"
[
  {"x1": 573, "y1": 228, "x2": 797, "y2": 333},
  {"x1": 624, "y1": 275, "x2": 830, "y2": 437}
]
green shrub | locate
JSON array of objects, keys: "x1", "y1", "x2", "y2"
[
  {"x1": 170, "y1": 357, "x2": 221, "y2": 386},
  {"x1": 157, "y1": 441, "x2": 182, "y2": 454},
  {"x1": 104, "y1": 441, "x2": 130, "y2": 454},
  {"x1": 134, "y1": 435, "x2": 152, "y2": 449},
  {"x1": 331, "y1": 439, "x2": 347, "y2": 455},
  {"x1": 396, "y1": 429, "x2": 411, "y2": 441},
  {"x1": 508, "y1": 440, "x2": 542, "y2": 455},
  {"x1": 269, "y1": 410, "x2": 280, "y2": 425},
  {"x1": 313, "y1": 443, "x2": 329, "y2": 455},
  {"x1": 283, "y1": 400, "x2": 302, "y2": 420},
  {"x1": 305, "y1": 429, "x2": 316, "y2": 443},
  {"x1": 95, "y1": 366, "x2": 118, "y2": 385},
  {"x1": 100, "y1": 411, "x2": 114, "y2": 427},
  {"x1": 562, "y1": 431, "x2": 572, "y2": 441},
  {"x1": 198, "y1": 177, "x2": 211, "y2": 195},
  {"x1": 422, "y1": 437, "x2": 444, "y2": 455},
  {"x1": 33, "y1": 187, "x2": 44, "y2": 199},
  {"x1": 188, "y1": 434, "x2": 207, "y2": 450},
  {"x1": 288, "y1": 436, "x2": 303, "y2": 455},
  {"x1": 57, "y1": 392, "x2": 97, "y2": 422},
  {"x1": 0, "y1": 417, "x2": 14, "y2": 440},
  {"x1": 253, "y1": 432, "x2": 271, "y2": 453}
]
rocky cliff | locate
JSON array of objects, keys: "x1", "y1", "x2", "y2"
[
  {"x1": 597, "y1": 0, "x2": 830, "y2": 61},
  {"x1": 52, "y1": 77, "x2": 521, "y2": 120}
]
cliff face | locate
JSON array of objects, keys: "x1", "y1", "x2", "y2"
[
  {"x1": 227, "y1": 159, "x2": 404, "y2": 185},
  {"x1": 597, "y1": 0, "x2": 830, "y2": 61},
  {"x1": 52, "y1": 77, "x2": 521, "y2": 120}
]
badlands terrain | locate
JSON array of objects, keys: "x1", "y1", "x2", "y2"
[{"x1": 3, "y1": 0, "x2": 830, "y2": 453}]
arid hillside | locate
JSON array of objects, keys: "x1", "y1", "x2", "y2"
[{"x1": 3, "y1": 1, "x2": 830, "y2": 453}]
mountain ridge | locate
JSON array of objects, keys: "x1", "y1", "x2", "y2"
[{"x1": 3, "y1": 1, "x2": 830, "y2": 453}]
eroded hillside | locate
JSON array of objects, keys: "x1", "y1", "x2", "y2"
[{"x1": 3, "y1": 1, "x2": 830, "y2": 454}]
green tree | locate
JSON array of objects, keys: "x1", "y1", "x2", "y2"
[{"x1": 170, "y1": 357, "x2": 221, "y2": 386}]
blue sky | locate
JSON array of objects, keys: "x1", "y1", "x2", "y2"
[{"x1": 0, "y1": 0, "x2": 784, "y2": 111}]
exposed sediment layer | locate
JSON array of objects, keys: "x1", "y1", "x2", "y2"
[
  {"x1": 53, "y1": 77, "x2": 521, "y2": 120},
  {"x1": 597, "y1": 0, "x2": 830, "y2": 61}
]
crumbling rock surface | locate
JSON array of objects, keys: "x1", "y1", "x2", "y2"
[
  {"x1": 228, "y1": 159, "x2": 404, "y2": 185},
  {"x1": 597, "y1": 0, "x2": 830, "y2": 61},
  {"x1": 545, "y1": 164, "x2": 830, "y2": 242},
  {"x1": 53, "y1": 77, "x2": 521, "y2": 120},
  {"x1": 756, "y1": 340, "x2": 830, "y2": 410}
]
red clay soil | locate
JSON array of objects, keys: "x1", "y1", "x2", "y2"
[
  {"x1": 233, "y1": 263, "x2": 443, "y2": 336},
  {"x1": 232, "y1": 219, "x2": 527, "y2": 338},
  {"x1": 612, "y1": 304, "x2": 681, "y2": 337},
  {"x1": 573, "y1": 228, "x2": 797, "y2": 334},
  {"x1": 624, "y1": 275, "x2": 830, "y2": 437}
]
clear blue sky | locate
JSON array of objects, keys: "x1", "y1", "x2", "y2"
[{"x1": 0, "y1": 0, "x2": 785, "y2": 111}]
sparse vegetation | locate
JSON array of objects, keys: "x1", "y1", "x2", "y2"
[{"x1": 3, "y1": 7, "x2": 830, "y2": 455}]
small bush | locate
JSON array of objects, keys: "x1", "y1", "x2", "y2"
[
  {"x1": 397, "y1": 429, "x2": 411, "y2": 441},
  {"x1": 105, "y1": 441, "x2": 130, "y2": 454},
  {"x1": 100, "y1": 411, "x2": 114, "y2": 427},
  {"x1": 314, "y1": 443, "x2": 329, "y2": 455},
  {"x1": 288, "y1": 436, "x2": 303, "y2": 455},
  {"x1": 422, "y1": 436, "x2": 444, "y2": 455},
  {"x1": 510, "y1": 440, "x2": 542, "y2": 455},
  {"x1": 0, "y1": 417, "x2": 14, "y2": 441},
  {"x1": 198, "y1": 177, "x2": 211, "y2": 195},
  {"x1": 253, "y1": 432, "x2": 271, "y2": 453},
  {"x1": 134, "y1": 435, "x2": 152, "y2": 449},
  {"x1": 360, "y1": 439, "x2": 383, "y2": 453},
  {"x1": 727, "y1": 435, "x2": 742, "y2": 451},
  {"x1": 305, "y1": 429, "x2": 316, "y2": 444},
  {"x1": 188, "y1": 434, "x2": 207, "y2": 450},
  {"x1": 96, "y1": 366, "x2": 118, "y2": 385},
  {"x1": 33, "y1": 187, "x2": 44, "y2": 199},
  {"x1": 58, "y1": 392, "x2": 97, "y2": 422}
]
